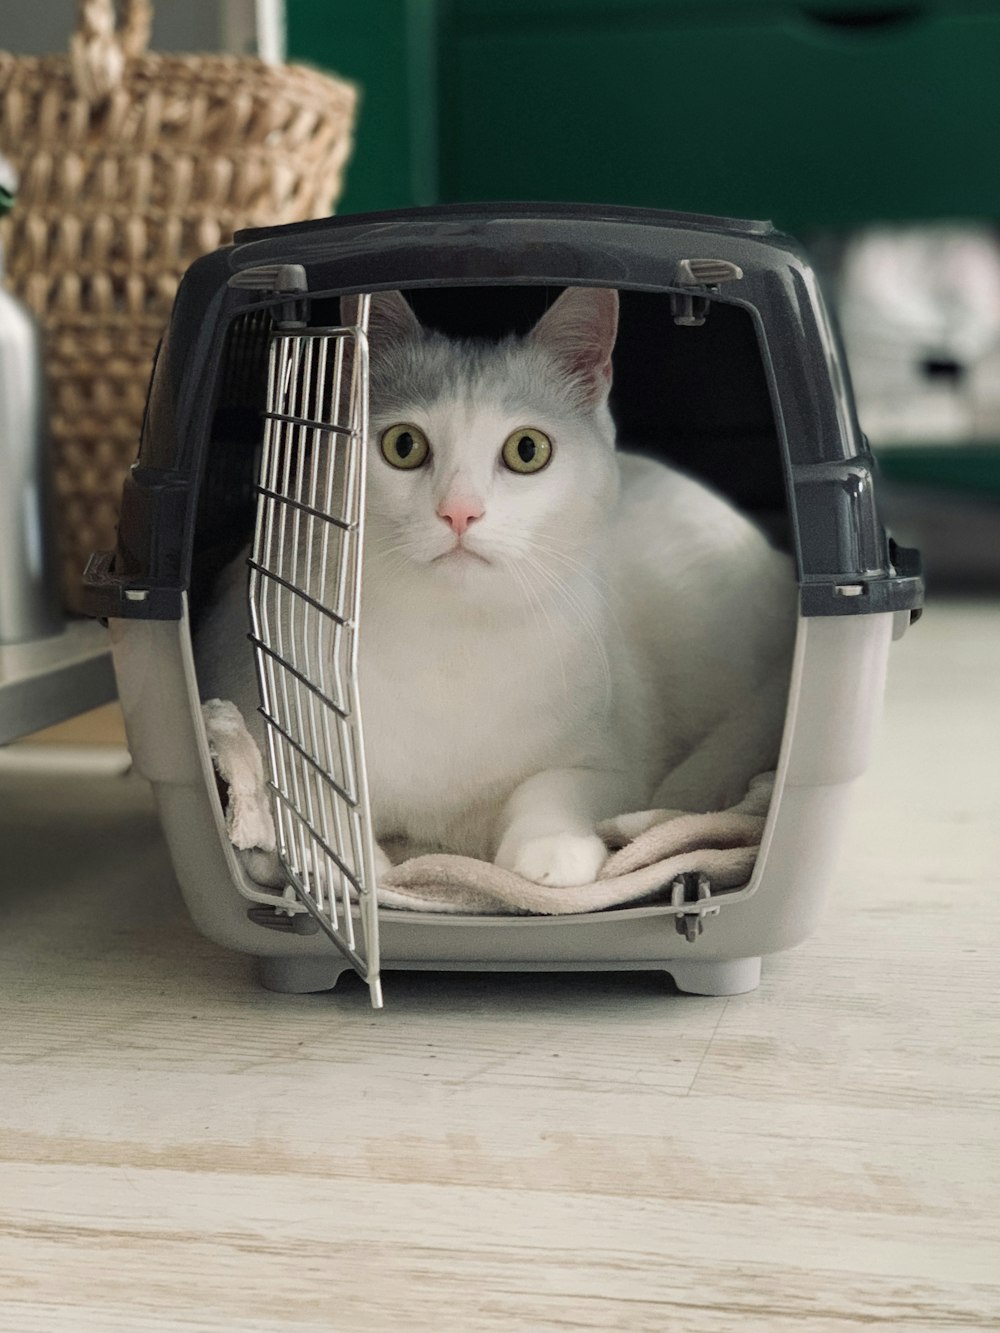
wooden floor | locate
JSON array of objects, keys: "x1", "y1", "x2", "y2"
[{"x1": 1, "y1": 598, "x2": 997, "y2": 1332}]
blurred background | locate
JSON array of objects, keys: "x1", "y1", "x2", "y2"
[
  {"x1": 284, "y1": 0, "x2": 1000, "y2": 594},
  {"x1": 1, "y1": 0, "x2": 997, "y2": 752}
]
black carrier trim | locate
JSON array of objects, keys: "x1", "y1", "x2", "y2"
[{"x1": 79, "y1": 204, "x2": 924, "y2": 623}]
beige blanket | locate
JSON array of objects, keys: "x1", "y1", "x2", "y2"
[
  {"x1": 202, "y1": 700, "x2": 772, "y2": 917},
  {"x1": 376, "y1": 774, "x2": 773, "y2": 914}
]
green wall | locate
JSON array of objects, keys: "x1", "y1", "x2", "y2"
[
  {"x1": 287, "y1": 0, "x2": 440, "y2": 214},
  {"x1": 288, "y1": 0, "x2": 1000, "y2": 231}
]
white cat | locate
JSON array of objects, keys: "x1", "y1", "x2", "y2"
[{"x1": 197, "y1": 287, "x2": 796, "y2": 888}]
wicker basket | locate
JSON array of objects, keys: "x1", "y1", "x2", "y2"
[{"x1": 0, "y1": 0, "x2": 356, "y2": 611}]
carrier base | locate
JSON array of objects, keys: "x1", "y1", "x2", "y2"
[{"x1": 257, "y1": 952, "x2": 764, "y2": 997}]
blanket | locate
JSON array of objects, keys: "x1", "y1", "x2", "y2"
[{"x1": 202, "y1": 700, "x2": 772, "y2": 916}]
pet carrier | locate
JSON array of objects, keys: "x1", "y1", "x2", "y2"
[{"x1": 82, "y1": 204, "x2": 922, "y2": 1009}]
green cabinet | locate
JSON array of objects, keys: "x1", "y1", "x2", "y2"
[
  {"x1": 287, "y1": 0, "x2": 441, "y2": 215},
  {"x1": 288, "y1": 0, "x2": 1000, "y2": 231}
]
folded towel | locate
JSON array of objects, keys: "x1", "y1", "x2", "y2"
[
  {"x1": 202, "y1": 700, "x2": 772, "y2": 916},
  {"x1": 202, "y1": 699, "x2": 276, "y2": 852}
]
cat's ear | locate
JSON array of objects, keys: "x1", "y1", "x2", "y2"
[
  {"x1": 529, "y1": 287, "x2": 619, "y2": 406},
  {"x1": 349, "y1": 290, "x2": 424, "y2": 348}
]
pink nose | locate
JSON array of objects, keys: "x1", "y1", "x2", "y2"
[{"x1": 436, "y1": 497, "x2": 484, "y2": 536}]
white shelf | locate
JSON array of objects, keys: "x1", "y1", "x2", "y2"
[{"x1": 0, "y1": 618, "x2": 116, "y2": 745}]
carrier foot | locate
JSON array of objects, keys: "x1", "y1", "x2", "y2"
[
  {"x1": 668, "y1": 956, "x2": 762, "y2": 996},
  {"x1": 258, "y1": 955, "x2": 356, "y2": 994}
]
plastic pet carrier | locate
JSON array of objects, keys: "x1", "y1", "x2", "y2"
[{"x1": 83, "y1": 204, "x2": 923, "y2": 1008}]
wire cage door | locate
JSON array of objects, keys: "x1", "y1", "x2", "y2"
[{"x1": 248, "y1": 305, "x2": 383, "y2": 1007}]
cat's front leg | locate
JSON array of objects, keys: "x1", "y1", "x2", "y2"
[{"x1": 495, "y1": 767, "x2": 626, "y2": 887}]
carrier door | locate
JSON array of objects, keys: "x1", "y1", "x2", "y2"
[{"x1": 249, "y1": 308, "x2": 383, "y2": 1007}]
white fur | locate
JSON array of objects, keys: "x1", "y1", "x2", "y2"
[{"x1": 196, "y1": 289, "x2": 797, "y2": 887}]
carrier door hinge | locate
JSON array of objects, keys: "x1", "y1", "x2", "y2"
[
  {"x1": 228, "y1": 262, "x2": 309, "y2": 328},
  {"x1": 671, "y1": 872, "x2": 720, "y2": 942},
  {"x1": 671, "y1": 258, "x2": 744, "y2": 327},
  {"x1": 247, "y1": 905, "x2": 321, "y2": 934},
  {"x1": 246, "y1": 884, "x2": 319, "y2": 934}
]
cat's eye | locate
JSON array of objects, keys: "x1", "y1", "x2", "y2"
[
  {"x1": 501, "y1": 428, "x2": 552, "y2": 474},
  {"x1": 381, "y1": 423, "x2": 430, "y2": 470}
]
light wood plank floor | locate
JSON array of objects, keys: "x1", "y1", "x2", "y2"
[{"x1": 1, "y1": 598, "x2": 997, "y2": 1332}]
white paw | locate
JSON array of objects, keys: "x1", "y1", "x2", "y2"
[
  {"x1": 240, "y1": 842, "x2": 394, "y2": 891},
  {"x1": 499, "y1": 832, "x2": 607, "y2": 887},
  {"x1": 239, "y1": 846, "x2": 287, "y2": 888}
]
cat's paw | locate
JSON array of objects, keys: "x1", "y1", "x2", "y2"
[
  {"x1": 498, "y1": 832, "x2": 607, "y2": 887},
  {"x1": 241, "y1": 842, "x2": 394, "y2": 891},
  {"x1": 239, "y1": 846, "x2": 287, "y2": 888}
]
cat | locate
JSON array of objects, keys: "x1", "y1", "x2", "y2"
[{"x1": 196, "y1": 286, "x2": 797, "y2": 888}]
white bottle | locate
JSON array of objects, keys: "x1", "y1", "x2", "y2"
[{"x1": 0, "y1": 155, "x2": 61, "y2": 643}]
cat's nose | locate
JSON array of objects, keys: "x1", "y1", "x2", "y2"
[{"x1": 437, "y1": 497, "x2": 485, "y2": 536}]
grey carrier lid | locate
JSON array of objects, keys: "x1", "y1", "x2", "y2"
[{"x1": 80, "y1": 202, "x2": 923, "y2": 623}]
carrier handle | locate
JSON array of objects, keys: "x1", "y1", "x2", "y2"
[{"x1": 70, "y1": 0, "x2": 153, "y2": 102}]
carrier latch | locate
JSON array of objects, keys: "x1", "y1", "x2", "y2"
[
  {"x1": 671, "y1": 258, "x2": 744, "y2": 327},
  {"x1": 228, "y1": 262, "x2": 309, "y2": 328},
  {"x1": 670, "y1": 872, "x2": 720, "y2": 942}
]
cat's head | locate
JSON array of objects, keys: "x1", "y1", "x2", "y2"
[{"x1": 356, "y1": 287, "x2": 620, "y2": 602}]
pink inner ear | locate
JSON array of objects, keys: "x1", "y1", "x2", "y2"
[
  {"x1": 567, "y1": 346, "x2": 613, "y2": 385},
  {"x1": 365, "y1": 290, "x2": 423, "y2": 346},
  {"x1": 530, "y1": 288, "x2": 619, "y2": 403}
]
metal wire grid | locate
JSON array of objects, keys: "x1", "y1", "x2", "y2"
[{"x1": 248, "y1": 307, "x2": 383, "y2": 1007}]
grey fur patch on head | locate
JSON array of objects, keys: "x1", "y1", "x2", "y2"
[{"x1": 365, "y1": 288, "x2": 620, "y2": 425}]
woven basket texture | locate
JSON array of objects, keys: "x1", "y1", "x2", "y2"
[{"x1": 0, "y1": 1, "x2": 356, "y2": 610}]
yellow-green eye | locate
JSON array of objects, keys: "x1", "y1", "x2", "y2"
[
  {"x1": 502, "y1": 428, "x2": 552, "y2": 474},
  {"x1": 381, "y1": 423, "x2": 430, "y2": 469}
]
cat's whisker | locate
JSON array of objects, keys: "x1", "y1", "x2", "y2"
[
  {"x1": 529, "y1": 543, "x2": 616, "y2": 609},
  {"x1": 366, "y1": 535, "x2": 424, "y2": 571},
  {"x1": 532, "y1": 562, "x2": 614, "y2": 714},
  {"x1": 520, "y1": 551, "x2": 614, "y2": 714},
  {"x1": 528, "y1": 537, "x2": 617, "y2": 601},
  {"x1": 509, "y1": 530, "x2": 615, "y2": 602},
  {"x1": 369, "y1": 535, "x2": 415, "y2": 555},
  {"x1": 524, "y1": 535, "x2": 627, "y2": 644},
  {"x1": 366, "y1": 545, "x2": 409, "y2": 566},
  {"x1": 499, "y1": 553, "x2": 571, "y2": 703},
  {"x1": 363, "y1": 543, "x2": 418, "y2": 593},
  {"x1": 529, "y1": 533, "x2": 614, "y2": 584}
]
